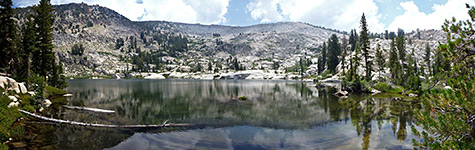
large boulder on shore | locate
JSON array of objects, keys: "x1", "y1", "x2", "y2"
[
  {"x1": 0, "y1": 76, "x2": 20, "y2": 93},
  {"x1": 18, "y1": 83, "x2": 27, "y2": 94},
  {"x1": 8, "y1": 95, "x2": 18, "y2": 102},
  {"x1": 0, "y1": 76, "x2": 7, "y2": 89},
  {"x1": 144, "y1": 73, "x2": 166, "y2": 79},
  {"x1": 8, "y1": 101, "x2": 19, "y2": 108}
]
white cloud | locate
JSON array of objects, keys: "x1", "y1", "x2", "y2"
[
  {"x1": 388, "y1": 0, "x2": 475, "y2": 32},
  {"x1": 246, "y1": 0, "x2": 386, "y2": 32},
  {"x1": 14, "y1": 0, "x2": 230, "y2": 24},
  {"x1": 246, "y1": 0, "x2": 286, "y2": 23}
]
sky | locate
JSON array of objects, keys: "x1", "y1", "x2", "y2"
[{"x1": 13, "y1": 0, "x2": 475, "y2": 32}]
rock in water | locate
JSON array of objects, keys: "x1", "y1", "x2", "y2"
[
  {"x1": 371, "y1": 89, "x2": 381, "y2": 95},
  {"x1": 8, "y1": 101, "x2": 19, "y2": 107},
  {"x1": 444, "y1": 86, "x2": 453, "y2": 90},
  {"x1": 8, "y1": 95, "x2": 18, "y2": 102},
  {"x1": 43, "y1": 99, "x2": 52, "y2": 107},
  {"x1": 334, "y1": 90, "x2": 348, "y2": 97}
]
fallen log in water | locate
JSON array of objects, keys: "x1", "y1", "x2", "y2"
[
  {"x1": 62, "y1": 105, "x2": 115, "y2": 113},
  {"x1": 18, "y1": 109, "x2": 193, "y2": 129}
]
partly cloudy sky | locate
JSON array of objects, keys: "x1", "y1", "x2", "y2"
[{"x1": 13, "y1": 0, "x2": 475, "y2": 32}]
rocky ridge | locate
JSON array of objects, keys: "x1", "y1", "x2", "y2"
[{"x1": 13, "y1": 3, "x2": 446, "y2": 80}]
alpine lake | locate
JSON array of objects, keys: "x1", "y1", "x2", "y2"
[{"x1": 15, "y1": 79, "x2": 421, "y2": 150}]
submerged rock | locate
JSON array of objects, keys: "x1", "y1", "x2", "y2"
[
  {"x1": 371, "y1": 89, "x2": 381, "y2": 95},
  {"x1": 43, "y1": 99, "x2": 52, "y2": 107},
  {"x1": 8, "y1": 101, "x2": 19, "y2": 108},
  {"x1": 8, "y1": 95, "x2": 18, "y2": 102},
  {"x1": 408, "y1": 93, "x2": 418, "y2": 97},
  {"x1": 334, "y1": 90, "x2": 348, "y2": 97},
  {"x1": 444, "y1": 86, "x2": 452, "y2": 90}
]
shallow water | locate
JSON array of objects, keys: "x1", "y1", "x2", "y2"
[{"x1": 20, "y1": 79, "x2": 420, "y2": 149}]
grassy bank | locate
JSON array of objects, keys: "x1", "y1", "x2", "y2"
[{"x1": 0, "y1": 85, "x2": 67, "y2": 149}]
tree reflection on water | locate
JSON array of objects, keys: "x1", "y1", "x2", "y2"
[{"x1": 17, "y1": 80, "x2": 420, "y2": 149}]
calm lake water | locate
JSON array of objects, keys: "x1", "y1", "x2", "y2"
[{"x1": 22, "y1": 79, "x2": 421, "y2": 150}]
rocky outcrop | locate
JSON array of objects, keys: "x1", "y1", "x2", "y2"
[
  {"x1": 0, "y1": 76, "x2": 23, "y2": 94},
  {"x1": 143, "y1": 73, "x2": 166, "y2": 79},
  {"x1": 12, "y1": 3, "x2": 446, "y2": 80}
]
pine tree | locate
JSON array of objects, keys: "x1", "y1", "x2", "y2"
[
  {"x1": 396, "y1": 35, "x2": 406, "y2": 73},
  {"x1": 341, "y1": 35, "x2": 348, "y2": 75},
  {"x1": 404, "y1": 48, "x2": 421, "y2": 91},
  {"x1": 326, "y1": 34, "x2": 341, "y2": 73},
  {"x1": 347, "y1": 42, "x2": 361, "y2": 81},
  {"x1": 432, "y1": 48, "x2": 450, "y2": 76},
  {"x1": 424, "y1": 43, "x2": 431, "y2": 75},
  {"x1": 389, "y1": 38, "x2": 401, "y2": 84},
  {"x1": 208, "y1": 61, "x2": 213, "y2": 71},
  {"x1": 32, "y1": 0, "x2": 66, "y2": 88},
  {"x1": 317, "y1": 42, "x2": 327, "y2": 73},
  {"x1": 18, "y1": 16, "x2": 38, "y2": 82},
  {"x1": 299, "y1": 57, "x2": 304, "y2": 75},
  {"x1": 359, "y1": 13, "x2": 372, "y2": 81},
  {"x1": 413, "y1": 5, "x2": 475, "y2": 149},
  {"x1": 349, "y1": 29, "x2": 358, "y2": 51},
  {"x1": 375, "y1": 44, "x2": 385, "y2": 81},
  {"x1": 33, "y1": 0, "x2": 55, "y2": 77},
  {"x1": 0, "y1": 0, "x2": 18, "y2": 73}
]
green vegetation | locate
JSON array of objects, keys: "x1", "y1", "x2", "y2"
[
  {"x1": 375, "y1": 44, "x2": 385, "y2": 81},
  {"x1": 359, "y1": 13, "x2": 372, "y2": 81},
  {"x1": 71, "y1": 43, "x2": 84, "y2": 56},
  {"x1": 0, "y1": 0, "x2": 69, "y2": 148},
  {"x1": 340, "y1": 13, "x2": 421, "y2": 96},
  {"x1": 0, "y1": 96, "x2": 20, "y2": 149},
  {"x1": 326, "y1": 34, "x2": 341, "y2": 73},
  {"x1": 373, "y1": 82, "x2": 392, "y2": 92},
  {"x1": 340, "y1": 36, "x2": 348, "y2": 75},
  {"x1": 238, "y1": 96, "x2": 248, "y2": 101},
  {"x1": 128, "y1": 33, "x2": 189, "y2": 72},
  {"x1": 285, "y1": 57, "x2": 311, "y2": 75},
  {"x1": 45, "y1": 86, "x2": 67, "y2": 98},
  {"x1": 0, "y1": 0, "x2": 17, "y2": 74},
  {"x1": 342, "y1": 77, "x2": 371, "y2": 93},
  {"x1": 317, "y1": 42, "x2": 327, "y2": 73},
  {"x1": 412, "y1": 4, "x2": 475, "y2": 149}
]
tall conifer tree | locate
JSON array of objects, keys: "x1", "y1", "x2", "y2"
[
  {"x1": 0, "y1": 0, "x2": 18, "y2": 73},
  {"x1": 18, "y1": 16, "x2": 38, "y2": 82},
  {"x1": 326, "y1": 34, "x2": 340, "y2": 73},
  {"x1": 375, "y1": 44, "x2": 385, "y2": 81},
  {"x1": 359, "y1": 13, "x2": 372, "y2": 81},
  {"x1": 33, "y1": 0, "x2": 55, "y2": 77},
  {"x1": 424, "y1": 43, "x2": 431, "y2": 75}
]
